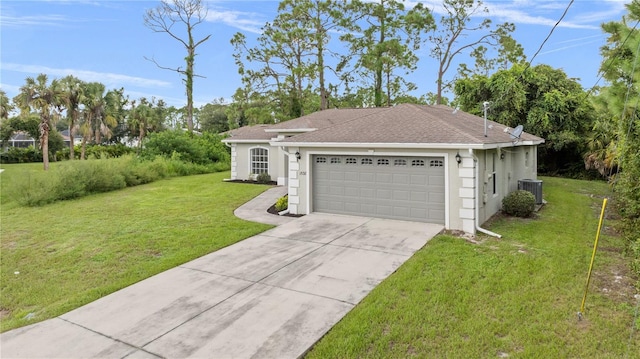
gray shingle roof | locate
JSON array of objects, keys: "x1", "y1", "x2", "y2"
[
  {"x1": 279, "y1": 104, "x2": 543, "y2": 145},
  {"x1": 223, "y1": 124, "x2": 274, "y2": 141},
  {"x1": 223, "y1": 104, "x2": 544, "y2": 146}
]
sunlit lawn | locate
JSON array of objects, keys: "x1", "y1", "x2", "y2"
[
  {"x1": 0, "y1": 163, "x2": 273, "y2": 332},
  {"x1": 306, "y1": 177, "x2": 639, "y2": 358}
]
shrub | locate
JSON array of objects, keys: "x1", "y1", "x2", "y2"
[
  {"x1": 502, "y1": 190, "x2": 536, "y2": 218},
  {"x1": 0, "y1": 146, "x2": 42, "y2": 164},
  {"x1": 275, "y1": 196, "x2": 288, "y2": 212},
  {"x1": 256, "y1": 172, "x2": 271, "y2": 184}
]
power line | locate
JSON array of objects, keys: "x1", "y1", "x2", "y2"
[
  {"x1": 519, "y1": 0, "x2": 575, "y2": 77},
  {"x1": 485, "y1": 0, "x2": 575, "y2": 112},
  {"x1": 585, "y1": 19, "x2": 640, "y2": 98}
]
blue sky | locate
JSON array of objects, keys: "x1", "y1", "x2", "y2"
[{"x1": 0, "y1": 0, "x2": 631, "y2": 109}]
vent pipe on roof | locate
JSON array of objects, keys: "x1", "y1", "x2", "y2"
[{"x1": 483, "y1": 102, "x2": 490, "y2": 137}]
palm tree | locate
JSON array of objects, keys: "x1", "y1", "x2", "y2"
[
  {"x1": 13, "y1": 74, "x2": 62, "y2": 170},
  {"x1": 79, "y1": 82, "x2": 119, "y2": 158},
  {"x1": 59, "y1": 76, "x2": 85, "y2": 160},
  {"x1": 0, "y1": 89, "x2": 13, "y2": 120}
]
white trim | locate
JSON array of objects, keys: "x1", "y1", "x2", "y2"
[
  {"x1": 222, "y1": 139, "x2": 272, "y2": 144},
  {"x1": 248, "y1": 146, "x2": 270, "y2": 176},
  {"x1": 264, "y1": 128, "x2": 316, "y2": 133},
  {"x1": 304, "y1": 149, "x2": 449, "y2": 228},
  {"x1": 270, "y1": 141, "x2": 544, "y2": 150}
]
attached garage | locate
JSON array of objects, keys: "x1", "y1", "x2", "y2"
[{"x1": 312, "y1": 155, "x2": 445, "y2": 224}]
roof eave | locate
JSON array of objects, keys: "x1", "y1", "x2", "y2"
[
  {"x1": 222, "y1": 139, "x2": 273, "y2": 144},
  {"x1": 264, "y1": 128, "x2": 317, "y2": 133},
  {"x1": 269, "y1": 141, "x2": 543, "y2": 149}
]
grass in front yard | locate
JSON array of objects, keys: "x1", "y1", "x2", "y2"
[
  {"x1": 306, "y1": 177, "x2": 639, "y2": 358},
  {"x1": 0, "y1": 164, "x2": 273, "y2": 332}
]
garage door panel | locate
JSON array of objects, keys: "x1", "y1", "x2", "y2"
[
  {"x1": 393, "y1": 190, "x2": 409, "y2": 201},
  {"x1": 344, "y1": 171, "x2": 359, "y2": 181},
  {"x1": 376, "y1": 189, "x2": 392, "y2": 200},
  {"x1": 329, "y1": 172, "x2": 344, "y2": 181},
  {"x1": 392, "y1": 173, "x2": 410, "y2": 184},
  {"x1": 410, "y1": 175, "x2": 427, "y2": 185},
  {"x1": 428, "y1": 175, "x2": 445, "y2": 185},
  {"x1": 360, "y1": 188, "x2": 375, "y2": 198},
  {"x1": 376, "y1": 173, "x2": 393, "y2": 184},
  {"x1": 313, "y1": 155, "x2": 445, "y2": 224},
  {"x1": 429, "y1": 192, "x2": 445, "y2": 203}
]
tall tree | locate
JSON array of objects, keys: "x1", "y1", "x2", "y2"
[
  {"x1": 428, "y1": 0, "x2": 517, "y2": 105},
  {"x1": 277, "y1": 0, "x2": 358, "y2": 110},
  {"x1": 59, "y1": 75, "x2": 85, "y2": 160},
  {"x1": 13, "y1": 74, "x2": 62, "y2": 170},
  {"x1": 128, "y1": 97, "x2": 167, "y2": 150},
  {"x1": 596, "y1": 0, "x2": 640, "y2": 234},
  {"x1": 342, "y1": 0, "x2": 433, "y2": 107},
  {"x1": 0, "y1": 89, "x2": 13, "y2": 120},
  {"x1": 144, "y1": 0, "x2": 211, "y2": 133},
  {"x1": 78, "y1": 83, "x2": 120, "y2": 159}
]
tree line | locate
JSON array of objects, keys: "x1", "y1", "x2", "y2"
[{"x1": 0, "y1": 76, "x2": 230, "y2": 168}]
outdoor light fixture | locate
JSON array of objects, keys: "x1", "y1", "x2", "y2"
[
  {"x1": 455, "y1": 153, "x2": 462, "y2": 165},
  {"x1": 295, "y1": 151, "x2": 301, "y2": 161}
]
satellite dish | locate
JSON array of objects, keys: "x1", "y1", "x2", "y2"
[{"x1": 509, "y1": 125, "x2": 523, "y2": 140}]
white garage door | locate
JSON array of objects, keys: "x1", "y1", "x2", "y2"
[{"x1": 312, "y1": 155, "x2": 445, "y2": 223}]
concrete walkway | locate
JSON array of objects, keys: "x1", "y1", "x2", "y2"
[{"x1": 1, "y1": 187, "x2": 443, "y2": 359}]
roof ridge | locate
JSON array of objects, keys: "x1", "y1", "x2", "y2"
[{"x1": 410, "y1": 104, "x2": 495, "y2": 143}]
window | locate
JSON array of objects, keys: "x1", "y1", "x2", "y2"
[
  {"x1": 394, "y1": 159, "x2": 407, "y2": 166},
  {"x1": 525, "y1": 151, "x2": 529, "y2": 168},
  {"x1": 488, "y1": 151, "x2": 497, "y2": 195},
  {"x1": 316, "y1": 157, "x2": 327, "y2": 163},
  {"x1": 330, "y1": 157, "x2": 341, "y2": 164},
  {"x1": 430, "y1": 160, "x2": 443, "y2": 167},
  {"x1": 250, "y1": 148, "x2": 269, "y2": 174},
  {"x1": 361, "y1": 158, "x2": 373, "y2": 165},
  {"x1": 377, "y1": 158, "x2": 390, "y2": 166},
  {"x1": 411, "y1": 159, "x2": 425, "y2": 167},
  {"x1": 346, "y1": 157, "x2": 357, "y2": 164}
]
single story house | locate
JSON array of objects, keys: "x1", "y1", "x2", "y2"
[{"x1": 223, "y1": 103, "x2": 544, "y2": 236}]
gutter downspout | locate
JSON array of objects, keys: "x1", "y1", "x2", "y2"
[{"x1": 469, "y1": 149, "x2": 502, "y2": 238}]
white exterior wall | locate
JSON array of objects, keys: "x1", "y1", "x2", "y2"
[{"x1": 232, "y1": 142, "x2": 281, "y2": 182}]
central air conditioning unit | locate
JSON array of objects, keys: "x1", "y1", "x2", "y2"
[{"x1": 518, "y1": 179, "x2": 543, "y2": 204}]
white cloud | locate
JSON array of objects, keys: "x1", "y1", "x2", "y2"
[
  {"x1": 2, "y1": 63, "x2": 172, "y2": 89},
  {"x1": 406, "y1": 0, "x2": 620, "y2": 30},
  {"x1": 206, "y1": 8, "x2": 264, "y2": 34},
  {"x1": 0, "y1": 14, "x2": 70, "y2": 27}
]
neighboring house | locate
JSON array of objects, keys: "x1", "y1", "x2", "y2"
[
  {"x1": 5, "y1": 131, "x2": 37, "y2": 149},
  {"x1": 223, "y1": 103, "x2": 544, "y2": 235},
  {"x1": 60, "y1": 130, "x2": 83, "y2": 148}
]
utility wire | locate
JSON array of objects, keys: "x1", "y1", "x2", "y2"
[
  {"x1": 487, "y1": 0, "x2": 575, "y2": 112},
  {"x1": 584, "y1": 19, "x2": 640, "y2": 99},
  {"x1": 518, "y1": 0, "x2": 575, "y2": 78}
]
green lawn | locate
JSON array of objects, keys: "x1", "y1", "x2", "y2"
[
  {"x1": 306, "y1": 177, "x2": 639, "y2": 358},
  {"x1": 0, "y1": 163, "x2": 273, "y2": 332}
]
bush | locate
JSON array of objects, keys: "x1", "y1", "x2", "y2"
[
  {"x1": 275, "y1": 196, "x2": 288, "y2": 212},
  {"x1": 1, "y1": 146, "x2": 42, "y2": 164},
  {"x1": 502, "y1": 190, "x2": 536, "y2": 218},
  {"x1": 8, "y1": 153, "x2": 231, "y2": 206},
  {"x1": 256, "y1": 172, "x2": 271, "y2": 184},
  {"x1": 141, "y1": 130, "x2": 230, "y2": 165}
]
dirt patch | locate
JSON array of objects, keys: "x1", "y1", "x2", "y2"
[
  {"x1": 592, "y1": 263, "x2": 638, "y2": 304},
  {"x1": 0, "y1": 307, "x2": 11, "y2": 320}
]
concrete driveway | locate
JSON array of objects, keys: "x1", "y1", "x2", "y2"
[{"x1": 1, "y1": 211, "x2": 442, "y2": 359}]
